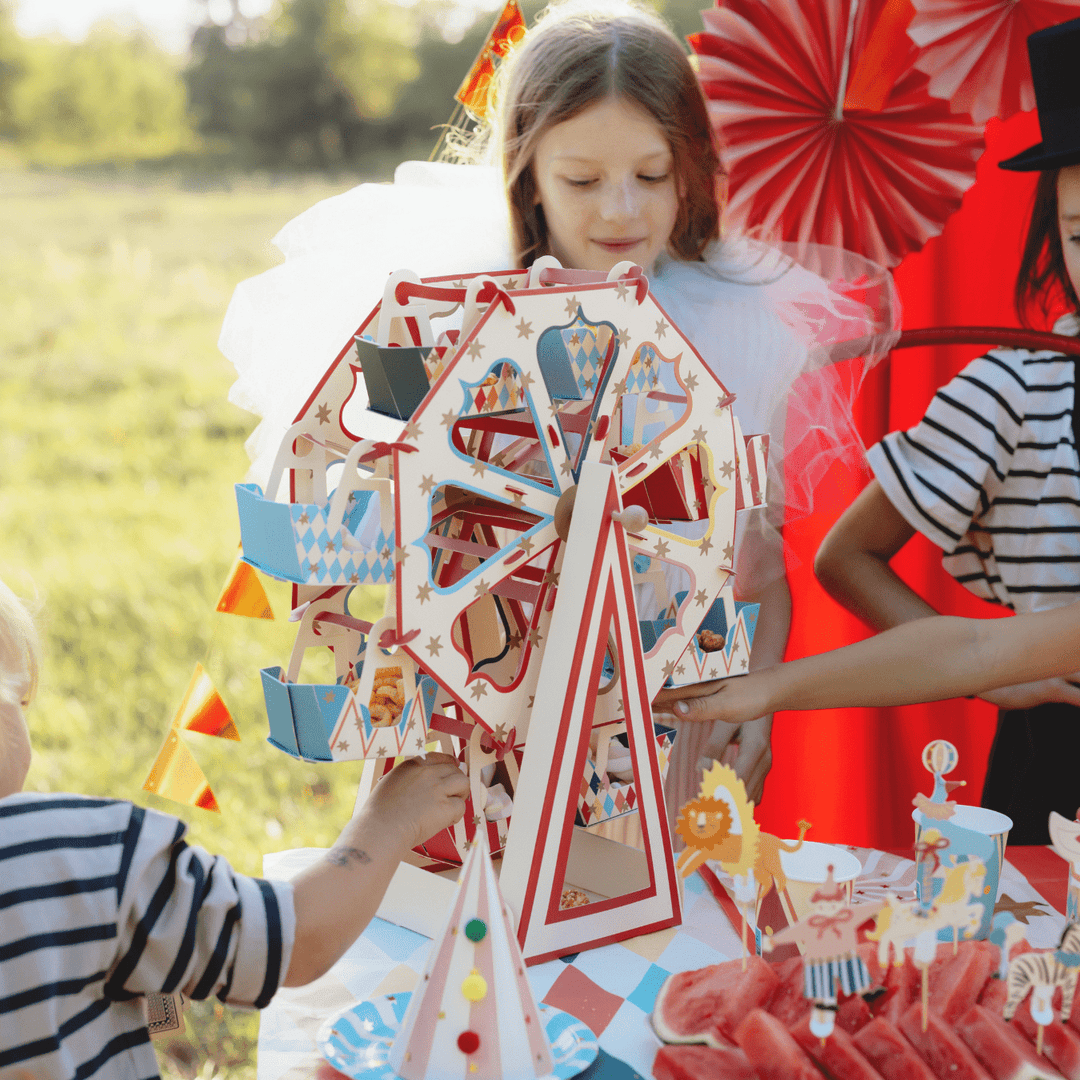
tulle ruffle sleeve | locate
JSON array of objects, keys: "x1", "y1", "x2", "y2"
[
  {"x1": 649, "y1": 239, "x2": 899, "y2": 596},
  {"x1": 651, "y1": 238, "x2": 900, "y2": 525},
  {"x1": 219, "y1": 161, "x2": 513, "y2": 486}
]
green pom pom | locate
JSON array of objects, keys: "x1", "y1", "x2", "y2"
[{"x1": 464, "y1": 918, "x2": 487, "y2": 942}]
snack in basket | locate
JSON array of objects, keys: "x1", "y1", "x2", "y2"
[
  {"x1": 697, "y1": 628, "x2": 726, "y2": 653},
  {"x1": 368, "y1": 666, "x2": 405, "y2": 727}
]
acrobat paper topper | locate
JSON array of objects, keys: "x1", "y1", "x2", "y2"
[{"x1": 234, "y1": 258, "x2": 770, "y2": 959}]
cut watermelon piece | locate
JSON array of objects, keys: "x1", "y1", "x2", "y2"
[
  {"x1": 733, "y1": 1008, "x2": 822, "y2": 1080},
  {"x1": 838, "y1": 993, "x2": 874, "y2": 1035},
  {"x1": 1012, "y1": 999, "x2": 1080, "y2": 1079},
  {"x1": 652, "y1": 957, "x2": 780, "y2": 1046},
  {"x1": 708, "y1": 958, "x2": 783, "y2": 1043},
  {"x1": 790, "y1": 1014, "x2": 885, "y2": 1079},
  {"x1": 955, "y1": 1004, "x2": 1065, "y2": 1080},
  {"x1": 854, "y1": 1017, "x2": 937, "y2": 1080},
  {"x1": 979, "y1": 979, "x2": 1009, "y2": 1014},
  {"x1": 928, "y1": 941, "x2": 998, "y2": 1025},
  {"x1": 652, "y1": 1043, "x2": 761, "y2": 1080},
  {"x1": 899, "y1": 1002, "x2": 993, "y2": 1080},
  {"x1": 874, "y1": 954, "x2": 920, "y2": 1026},
  {"x1": 766, "y1": 957, "x2": 812, "y2": 1027}
]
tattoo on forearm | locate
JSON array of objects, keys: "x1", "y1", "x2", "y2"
[{"x1": 325, "y1": 846, "x2": 372, "y2": 868}]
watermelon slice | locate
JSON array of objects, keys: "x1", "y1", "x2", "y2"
[
  {"x1": 733, "y1": 1008, "x2": 822, "y2": 1080},
  {"x1": 766, "y1": 957, "x2": 812, "y2": 1027},
  {"x1": 979, "y1": 979, "x2": 1009, "y2": 1014},
  {"x1": 838, "y1": 993, "x2": 874, "y2": 1035},
  {"x1": 874, "y1": 954, "x2": 921, "y2": 1026},
  {"x1": 853, "y1": 1017, "x2": 937, "y2": 1080},
  {"x1": 790, "y1": 1014, "x2": 885, "y2": 1079},
  {"x1": 899, "y1": 1002, "x2": 993, "y2": 1080},
  {"x1": 652, "y1": 1043, "x2": 761, "y2": 1080},
  {"x1": 955, "y1": 1004, "x2": 1065, "y2": 1080},
  {"x1": 652, "y1": 957, "x2": 781, "y2": 1046},
  {"x1": 1012, "y1": 999, "x2": 1080, "y2": 1079},
  {"x1": 929, "y1": 941, "x2": 998, "y2": 1024}
]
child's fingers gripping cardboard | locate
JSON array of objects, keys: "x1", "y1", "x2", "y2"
[{"x1": 368, "y1": 754, "x2": 470, "y2": 850}]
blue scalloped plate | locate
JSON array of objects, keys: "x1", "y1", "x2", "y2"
[{"x1": 317, "y1": 991, "x2": 599, "y2": 1080}]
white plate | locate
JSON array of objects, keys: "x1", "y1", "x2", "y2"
[{"x1": 317, "y1": 991, "x2": 599, "y2": 1080}]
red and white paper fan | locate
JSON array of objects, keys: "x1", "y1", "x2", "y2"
[
  {"x1": 908, "y1": 0, "x2": 1080, "y2": 124},
  {"x1": 691, "y1": 0, "x2": 985, "y2": 268}
]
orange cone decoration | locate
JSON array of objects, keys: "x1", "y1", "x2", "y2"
[
  {"x1": 143, "y1": 730, "x2": 220, "y2": 813},
  {"x1": 216, "y1": 547, "x2": 274, "y2": 620},
  {"x1": 174, "y1": 663, "x2": 240, "y2": 741}
]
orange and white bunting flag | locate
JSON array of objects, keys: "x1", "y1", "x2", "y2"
[
  {"x1": 487, "y1": 0, "x2": 526, "y2": 57},
  {"x1": 455, "y1": 49, "x2": 496, "y2": 117},
  {"x1": 454, "y1": 0, "x2": 526, "y2": 118},
  {"x1": 143, "y1": 730, "x2": 220, "y2": 813},
  {"x1": 216, "y1": 547, "x2": 273, "y2": 620},
  {"x1": 173, "y1": 663, "x2": 240, "y2": 741}
]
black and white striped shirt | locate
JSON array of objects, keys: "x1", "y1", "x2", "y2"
[
  {"x1": 868, "y1": 346, "x2": 1080, "y2": 614},
  {"x1": 0, "y1": 794, "x2": 294, "y2": 1079}
]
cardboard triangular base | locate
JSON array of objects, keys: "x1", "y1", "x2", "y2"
[
  {"x1": 143, "y1": 730, "x2": 220, "y2": 812},
  {"x1": 173, "y1": 663, "x2": 240, "y2": 741},
  {"x1": 216, "y1": 547, "x2": 274, "y2": 620},
  {"x1": 500, "y1": 462, "x2": 680, "y2": 964}
]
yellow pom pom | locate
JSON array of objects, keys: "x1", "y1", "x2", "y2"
[{"x1": 461, "y1": 970, "x2": 488, "y2": 1002}]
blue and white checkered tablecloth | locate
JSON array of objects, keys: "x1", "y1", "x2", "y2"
[
  {"x1": 258, "y1": 847, "x2": 743, "y2": 1080},
  {"x1": 257, "y1": 845, "x2": 1065, "y2": 1080}
]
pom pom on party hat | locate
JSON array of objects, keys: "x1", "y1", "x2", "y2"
[{"x1": 388, "y1": 830, "x2": 553, "y2": 1080}]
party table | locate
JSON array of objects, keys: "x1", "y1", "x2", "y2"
[{"x1": 255, "y1": 845, "x2": 1070, "y2": 1080}]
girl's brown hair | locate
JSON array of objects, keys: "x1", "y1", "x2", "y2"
[
  {"x1": 1016, "y1": 169, "x2": 1080, "y2": 327},
  {"x1": 495, "y1": 2, "x2": 721, "y2": 268}
]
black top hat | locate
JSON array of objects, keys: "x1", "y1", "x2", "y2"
[{"x1": 999, "y1": 16, "x2": 1080, "y2": 172}]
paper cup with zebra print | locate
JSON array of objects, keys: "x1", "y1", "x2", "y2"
[{"x1": 913, "y1": 804, "x2": 1012, "y2": 940}]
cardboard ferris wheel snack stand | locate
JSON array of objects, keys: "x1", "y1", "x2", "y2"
[{"x1": 235, "y1": 255, "x2": 767, "y2": 964}]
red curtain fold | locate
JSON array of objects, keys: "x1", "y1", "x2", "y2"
[{"x1": 758, "y1": 109, "x2": 1047, "y2": 847}]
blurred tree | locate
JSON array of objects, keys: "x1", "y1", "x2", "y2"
[
  {"x1": 0, "y1": 1, "x2": 26, "y2": 139},
  {"x1": 8, "y1": 23, "x2": 194, "y2": 162},
  {"x1": 185, "y1": 0, "x2": 419, "y2": 167}
]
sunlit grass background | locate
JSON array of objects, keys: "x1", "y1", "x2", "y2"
[{"x1": 0, "y1": 165, "x2": 387, "y2": 1078}]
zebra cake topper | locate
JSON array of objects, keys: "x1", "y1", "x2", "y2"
[{"x1": 1002, "y1": 921, "x2": 1080, "y2": 1055}]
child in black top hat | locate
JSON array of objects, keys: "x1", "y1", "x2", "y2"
[
  {"x1": 662, "y1": 17, "x2": 1080, "y2": 845},
  {"x1": 814, "y1": 16, "x2": 1080, "y2": 845}
]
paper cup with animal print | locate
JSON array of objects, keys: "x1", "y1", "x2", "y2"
[{"x1": 913, "y1": 805, "x2": 1012, "y2": 940}]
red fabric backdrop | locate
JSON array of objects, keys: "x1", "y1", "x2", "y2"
[{"x1": 757, "y1": 109, "x2": 1051, "y2": 848}]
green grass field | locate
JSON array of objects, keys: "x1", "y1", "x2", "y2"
[{"x1": 0, "y1": 166, "x2": 392, "y2": 1078}]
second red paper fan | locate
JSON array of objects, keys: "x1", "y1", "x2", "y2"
[{"x1": 691, "y1": 0, "x2": 985, "y2": 268}]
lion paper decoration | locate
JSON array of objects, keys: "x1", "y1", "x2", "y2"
[{"x1": 233, "y1": 258, "x2": 771, "y2": 961}]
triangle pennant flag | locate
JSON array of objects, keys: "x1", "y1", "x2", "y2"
[
  {"x1": 173, "y1": 663, "x2": 240, "y2": 741},
  {"x1": 487, "y1": 0, "x2": 526, "y2": 58},
  {"x1": 216, "y1": 547, "x2": 274, "y2": 620},
  {"x1": 143, "y1": 730, "x2": 220, "y2": 813}
]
